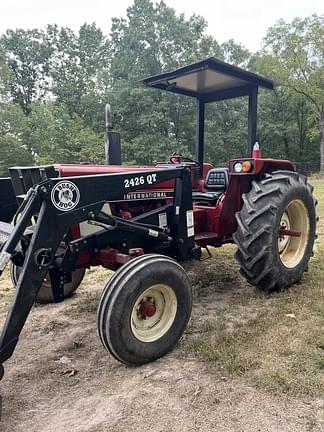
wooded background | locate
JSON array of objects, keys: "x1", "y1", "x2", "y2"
[{"x1": 0, "y1": 0, "x2": 323, "y2": 175}]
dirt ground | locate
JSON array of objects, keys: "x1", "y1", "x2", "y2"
[
  {"x1": 0, "y1": 257, "x2": 324, "y2": 432},
  {"x1": 1, "y1": 179, "x2": 324, "y2": 431}
]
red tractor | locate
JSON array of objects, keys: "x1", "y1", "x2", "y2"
[{"x1": 0, "y1": 58, "x2": 316, "y2": 379}]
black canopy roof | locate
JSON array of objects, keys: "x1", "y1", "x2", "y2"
[{"x1": 140, "y1": 57, "x2": 274, "y2": 103}]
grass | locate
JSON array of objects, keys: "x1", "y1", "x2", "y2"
[
  {"x1": 64, "y1": 267, "x2": 110, "y2": 315},
  {"x1": 1, "y1": 180, "x2": 324, "y2": 397},
  {"x1": 65, "y1": 291, "x2": 102, "y2": 315},
  {"x1": 185, "y1": 178, "x2": 324, "y2": 396}
]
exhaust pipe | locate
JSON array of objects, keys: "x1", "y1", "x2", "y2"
[{"x1": 105, "y1": 104, "x2": 121, "y2": 165}]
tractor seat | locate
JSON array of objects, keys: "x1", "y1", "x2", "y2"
[
  {"x1": 192, "y1": 168, "x2": 229, "y2": 205},
  {"x1": 192, "y1": 191, "x2": 223, "y2": 204}
]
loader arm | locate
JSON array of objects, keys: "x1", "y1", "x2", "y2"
[{"x1": 0, "y1": 166, "x2": 195, "y2": 380}]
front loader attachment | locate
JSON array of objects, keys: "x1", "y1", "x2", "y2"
[
  {"x1": 0, "y1": 166, "x2": 196, "y2": 380},
  {"x1": 0, "y1": 178, "x2": 18, "y2": 223}
]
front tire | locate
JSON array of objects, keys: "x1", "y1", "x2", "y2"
[
  {"x1": 97, "y1": 254, "x2": 192, "y2": 365},
  {"x1": 233, "y1": 171, "x2": 316, "y2": 291}
]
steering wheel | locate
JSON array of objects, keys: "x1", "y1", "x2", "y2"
[{"x1": 169, "y1": 153, "x2": 201, "y2": 168}]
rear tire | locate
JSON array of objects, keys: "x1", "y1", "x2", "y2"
[
  {"x1": 233, "y1": 171, "x2": 316, "y2": 291},
  {"x1": 10, "y1": 264, "x2": 85, "y2": 303},
  {"x1": 97, "y1": 254, "x2": 192, "y2": 365}
]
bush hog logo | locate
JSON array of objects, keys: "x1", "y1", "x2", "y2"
[{"x1": 51, "y1": 181, "x2": 80, "y2": 211}]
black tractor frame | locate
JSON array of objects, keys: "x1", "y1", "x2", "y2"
[{"x1": 0, "y1": 167, "x2": 195, "y2": 377}]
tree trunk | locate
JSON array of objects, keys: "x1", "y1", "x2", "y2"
[
  {"x1": 283, "y1": 136, "x2": 289, "y2": 159},
  {"x1": 320, "y1": 111, "x2": 324, "y2": 175}
]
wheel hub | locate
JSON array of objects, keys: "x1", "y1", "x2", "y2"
[
  {"x1": 131, "y1": 284, "x2": 178, "y2": 343},
  {"x1": 277, "y1": 199, "x2": 310, "y2": 268},
  {"x1": 140, "y1": 300, "x2": 156, "y2": 318},
  {"x1": 278, "y1": 213, "x2": 290, "y2": 252}
]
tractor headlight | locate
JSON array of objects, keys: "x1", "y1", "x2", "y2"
[
  {"x1": 242, "y1": 160, "x2": 253, "y2": 172},
  {"x1": 233, "y1": 162, "x2": 243, "y2": 173}
]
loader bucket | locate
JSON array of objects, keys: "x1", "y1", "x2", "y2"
[{"x1": 0, "y1": 178, "x2": 18, "y2": 223}]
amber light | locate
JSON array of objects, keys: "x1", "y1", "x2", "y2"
[{"x1": 242, "y1": 161, "x2": 252, "y2": 172}]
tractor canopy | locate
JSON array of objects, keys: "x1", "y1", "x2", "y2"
[{"x1": 140, "y1": 57, "x2": 274, "y2": 176}]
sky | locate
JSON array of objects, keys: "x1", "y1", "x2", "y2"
[{"x1": 0, "y1": 0, "x2": 323, "y2": 52}]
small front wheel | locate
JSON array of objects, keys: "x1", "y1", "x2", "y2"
[{"x1": 97, "y1": 254, "x2": 192, "y2": 365}]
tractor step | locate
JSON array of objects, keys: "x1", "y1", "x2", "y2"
[{"x1": 195, "y1": 232, "x2": 219, "y2": 242}]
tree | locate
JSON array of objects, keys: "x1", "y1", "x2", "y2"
[
  {"x1": 259, "y1": 14, "x2": 324, "y2": 172},
  {"x1": 1, "y1": 1, "x2": 320, "y2": 174},
  {"x1": 108, "y1": 0, "x2": 226, "y2": 164},
  {"x1": 23, "y1": 102, "x2": 104, "y2": 165},
  {"x1": 46, "y1": 23, "x2": 110, "y2": 128},
  {"x1": 222, "y1": 39, "x2": 250, "y2": 67},
  {"x1": 0, "y1": 29, "x2": 52, "y2": 114},
  {"x1": 0, "y1": 46, "x2": 11, "y2": 101},
  {"x1": 110, "y1": 0, "x2": 212, "y2": 80},
  {"x1": 0, "y1": 103, "x2": 34, "y2": 175},
  {"x1": 256, "y1": 88, "x2": 316, "y2": 161}
]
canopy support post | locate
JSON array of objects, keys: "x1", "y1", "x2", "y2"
[
  {"x1": 248, "y1": 86, "x2": 258, "y2": 157},
  {"x1": 196, "y1": 99, "x2": 205, "y2": 178}
]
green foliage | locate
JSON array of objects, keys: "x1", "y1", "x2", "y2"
[
  {"x1": 0, "y1": 103, "x2": 34, "y2": 175},
  {"x1": 0, "y1": 3, "x2": 322, "y2": 174},
  {"x1": 256, "y1": 14, "x2": 324, "y2": 170},
  {"x1": 47, "y1": 23, "x2": 110, "y2": 124},
  {"x1": 204, "y1": 99, "x2": 249, "y2": 163},
  {"x1": 0, "y1": 101, "x2": 104, "y2": 175},
  {"x1": 257, "y1": 88, "x2": 318, "y2": 161},
  {"x1": 261, "y1": 14, "x2": 323, "y2": 113},
  {"x1": 108, "y1": 0, "x2": 225, "y2": 164},
  {"x1": 110, "y1": 0, "x2": 221, "y2": 80},
  {"x1": 221, "y1": 39, "x2": 251, "y2": 67},
  {"x1": 0, "y1": 46, "x2": 11, "y2": 100},
  {"x1": 26, "y1": 102, "x2": 104, "y2": 165},
  {"x1": 0, "y1": 29, "x2": 52, "y2": 114}
]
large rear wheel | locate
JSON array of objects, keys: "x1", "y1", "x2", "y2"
[
  {"x1": 97, "y1": 254, "x2": 192, "y2": 365},
  {"x1": 233, "y1": 171, "x2": 316, "y2": 291}
]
